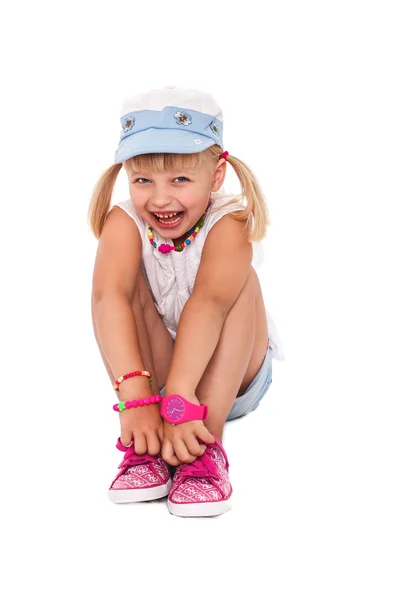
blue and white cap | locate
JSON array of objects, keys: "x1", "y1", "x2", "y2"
[{"x1": 114, "y1": 85, "x2": 224, "y2": 164}]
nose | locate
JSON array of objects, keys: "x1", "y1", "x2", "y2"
[{"x1": 151, "y1": 186, "x2": 175, "y2": 210}]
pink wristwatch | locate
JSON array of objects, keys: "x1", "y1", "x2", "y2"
[{"x1": 161, "y1": 394, "x2": 209, "y2": 425}]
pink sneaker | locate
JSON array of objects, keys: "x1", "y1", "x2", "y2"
[
  {"x1": 168, "y1": 436, "x2": 232, "y2": 517},
  {"x1": 108, "y1": 438, "x2": 172, "y2": 503}
]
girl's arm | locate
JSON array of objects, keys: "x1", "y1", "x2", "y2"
[
  {"x1": 164, "y1": 215, "x2": 253, "y2": 398},
  {"x1": 91, "y1": 207, "x2": 162, "y2": 450},
  {"x1": 161, "y1": 215, "x2": 253, "y2": 465},
  {"x1": 91, "y1": 207, "x2": 145, "y2": 393}
]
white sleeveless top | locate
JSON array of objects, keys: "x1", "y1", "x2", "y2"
[{"x1": 114, "y1": 189, "x2": 285, "y2": 361}]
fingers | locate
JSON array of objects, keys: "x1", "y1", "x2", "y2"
[
  {"x1": 133, "y1": 432, "x2": 147, "y2": 455},
  {"x1": 120, "y1": 430, "x2": 163, "y2": 456},
  {"x1": 157, "y1": 425, "x2": 164, "y2": 444},
  {"x1": 162, "y1": 439, "x2": 181, "y2": 467},
  {"x1": 185, "y1": 435, "x2": 206, "y2": 457},
  {"x1": 146, "y1": 431, "x2": 161, "y2": 456},
  {"x1": 195, "y1": 424, "x2": 215, "y2": 445},
  {"x1": 173, "y1": 439, "x2": 197, "y2": 463},
  {"x1": 120, "y1": 429, "x2": 133, "y2": 447},
  {"x1": 160, "y1": 423, "x2": 215, "y2": 467}
]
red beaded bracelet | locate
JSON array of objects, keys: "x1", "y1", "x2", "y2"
[
  {"x1": 114, "y1": 370, "x2": 152, "y2": 391},
  {"x1": 113, "y1": 395, "x2": 162, "y2": 412}
]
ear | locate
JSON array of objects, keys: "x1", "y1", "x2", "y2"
[{"x1": 210, "y1": 158, "x2": 227, "y2": 192}]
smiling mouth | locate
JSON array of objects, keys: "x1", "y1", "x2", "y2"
[{"x1": 152, "y1": 211, "x2": 184, "y2": 226}]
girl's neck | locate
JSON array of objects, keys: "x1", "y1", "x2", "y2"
[
  {"x1": 171, "y1": 199, "x2": 212, "y2": 245},
  {"x1": 172, "y1": 233, "x2": 188, "y2": 246}
]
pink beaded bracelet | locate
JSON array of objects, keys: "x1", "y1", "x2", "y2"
[
  {"x1": 113, "y1": 394, "x2": 162, "y2": 412},
  {"x1": 114, "y1": 370, "x2": 152, "y2": 391}
]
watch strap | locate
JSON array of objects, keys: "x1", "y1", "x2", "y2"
[{"x1": 161, "y1": 394, "x2": 209, "y2": 424}]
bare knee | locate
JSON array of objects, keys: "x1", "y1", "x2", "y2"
[
  {"x1": 132, "y1": 270, "x2": 152, "y2": 312},
  {"x1": 131, "y1": 269, "x2": 174, "y2": 389},
  {"x1": 229, "y1": 267, "x2": 258, "y2": 310},
  {"x1": 247, "y1": 267, "x2": 259, "y2": 294}
]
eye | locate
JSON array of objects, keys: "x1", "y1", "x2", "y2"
[{"x1": 133, "y1": 176, "x2": 189, "y2": 183}]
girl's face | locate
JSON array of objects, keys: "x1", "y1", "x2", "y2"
[{"x1": 127, "y1": 159, "x2": 226, "y2": 240}]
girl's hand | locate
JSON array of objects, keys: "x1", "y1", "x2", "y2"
[
  {"x1": 119, "y1": 404, "x2": 164, "y2": 456},
  {"x1": 161, "y1": 394, "x2": 215, "y2": 466}
]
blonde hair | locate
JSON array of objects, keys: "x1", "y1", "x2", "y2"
[{"x1": 88, "y1": 144, "x2": 269, "y2": 242}]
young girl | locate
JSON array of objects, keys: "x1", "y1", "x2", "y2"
[{"x1": 89, "y1": 85, "x2": 285, "y2": 517}]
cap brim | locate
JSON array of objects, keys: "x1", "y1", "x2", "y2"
[{"x1": 114, "y1": 128, "x2": 216, "y2": 163}]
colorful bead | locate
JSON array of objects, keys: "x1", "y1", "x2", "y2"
[
  {"x1": 112, "y1": 395, "x2": 162, "y2": 412},
  {"x1": 114, "y1": 370, "x2": 152, "y2": 391}
]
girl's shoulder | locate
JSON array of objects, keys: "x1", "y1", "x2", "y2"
[
  {"x1": 207, "y1": 188, "x2": 265, "y2": 269},
  {"x1": 205, "y1": 188, "x2": 245, "y2": 229},
  {"x1": 112, "y1": 199, "x2": 147, "y2": 237}
]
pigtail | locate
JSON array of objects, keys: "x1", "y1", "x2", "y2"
[
  {"x1": 88, "y1": 163, "x2": 123, "y2": 239},
  {"x1": 206, "y1": 146, "x2": 270, "y2": 242},
  {"x1": 223, "y1": 154, "x2": 270, "y2": 242}
]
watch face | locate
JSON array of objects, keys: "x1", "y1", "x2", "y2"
[{"x1": 165, "y1": 396, "x2": 185, "y2": 422}]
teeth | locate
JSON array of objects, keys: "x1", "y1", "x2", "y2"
[{"x1": 154, "y1": 211, "x2": 179, "y2": 218}]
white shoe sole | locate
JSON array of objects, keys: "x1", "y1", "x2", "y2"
[
  {"x1": 168, "y1": 498, "x2": 232, "y2": 517},
  {"x1": 109, "y1": 479, "x2": 172, "y2": 503}
]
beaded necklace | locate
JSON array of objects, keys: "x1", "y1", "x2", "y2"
[{"x1": 147, "y1": 200, "x2": 211, "y2": 254}]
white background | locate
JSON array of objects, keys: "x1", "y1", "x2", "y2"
[{"x1": 1, "y1": 1, "x2": 399, "y2": 598}]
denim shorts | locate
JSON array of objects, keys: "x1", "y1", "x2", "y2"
[{"x1": 160, "y1": 340, "x2": 273, "y2": 421}]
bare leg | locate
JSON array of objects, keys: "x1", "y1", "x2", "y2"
[
  {"x1": 91, "y1": 270, "x2": 174, "y2": 395},
  {"x1": 195, "y1": 267, "x2": 269, "y2": 442}
]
